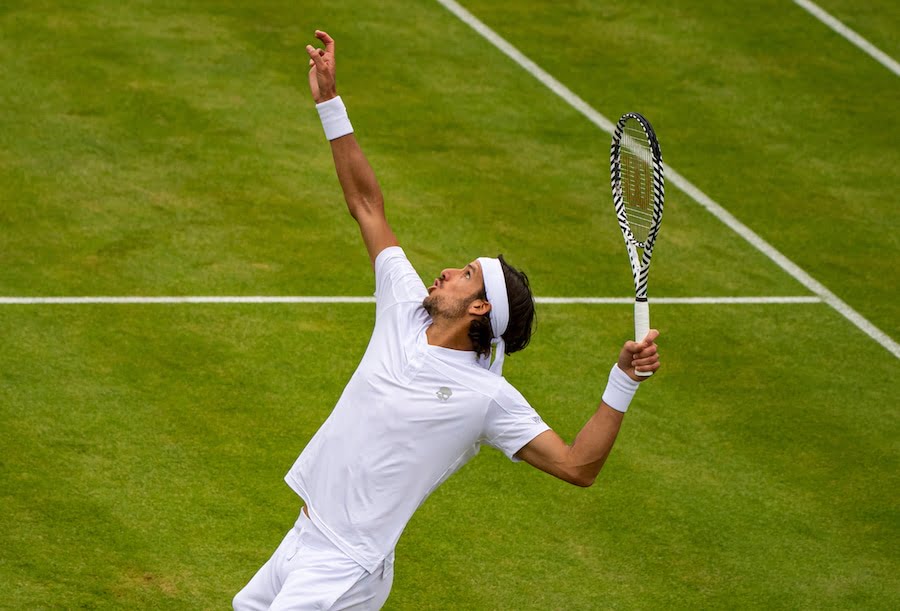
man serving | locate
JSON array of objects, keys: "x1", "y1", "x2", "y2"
[{"x1": 233, "y1": 30, "x2": 661, "y2": 611}]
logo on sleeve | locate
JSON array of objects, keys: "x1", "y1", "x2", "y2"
[{"x1": 436, "y1": 387, "x2": 453, "y2": 402}]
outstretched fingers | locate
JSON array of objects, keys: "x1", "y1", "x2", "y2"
[
  {"x1": 315, "y1": 30, "x2": 335, "y2": 54},
  {"x1": 306, "y1": 29, "x2": 338, "y2": 102},
  {"x1": 305, "y1": 44, "x2": 326, "y2": 70}
]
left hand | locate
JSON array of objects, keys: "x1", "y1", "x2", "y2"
[
  {"x1": 306, "y1": 30, "x2": 337, "y2": 103},
  {"x1": 617, "y1": 329, "x2": 660, "y2": 381}
]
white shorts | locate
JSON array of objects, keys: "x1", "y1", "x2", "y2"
[{"x1": 233, "y1": 510, "x2": 394, "y2": 611}]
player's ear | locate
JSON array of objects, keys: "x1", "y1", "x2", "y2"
[{"x1": 468, "y1": 299, "x2": 491, "y2": 317}]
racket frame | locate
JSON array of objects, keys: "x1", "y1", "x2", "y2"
[{"x1": 610, "y1": 112, "x2": 665, "y2": 374}]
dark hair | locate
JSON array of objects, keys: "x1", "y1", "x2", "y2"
[
  {"x1": 468, "y1": 254, "x2": 536, "y2": 359},
  {"x1": 468, "y1": 287, "x2": 492, "y2": 359}
]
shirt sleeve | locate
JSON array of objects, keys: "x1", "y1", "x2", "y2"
[
  {"x1": 373, "y1": 246, "x2": 428, "y2": 313},
  {"x1": 483, "y1": 380, "x2": 551, "y2": 462}
]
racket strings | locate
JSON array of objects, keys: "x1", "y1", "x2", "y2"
[{"x1": 619, "y1": 122, "x2": 655, "y2": 244}]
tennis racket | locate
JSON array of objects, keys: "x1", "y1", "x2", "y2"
[{"x1": 610, "y1": 112, "x2": 665, "y2": 376}]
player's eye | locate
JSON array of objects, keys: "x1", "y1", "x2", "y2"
[{"x1": 465, "y1": 271, "x2": 471, "y2": 279}]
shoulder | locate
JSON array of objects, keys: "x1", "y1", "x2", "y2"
[
  {"x1": 374, "y1": 245, "x2": 407, "y2": 270},
  {"x1": 491, "y1": 377, "x2": 530, "y2": 408},
  {"x1": 374, "y1": 245, "x2": 413, "y2": 283},
  {"x1": 374, "y1": 246, "x2": 427, "y2": 312},
  {"x1": 481, "y1": 377, "x2": 548, "y2": 460},
  {"x1": 451, "y1": 371, "x2": 528, "y2": 412},
  {"x1": 484, "y1": 377, "x2": 540, "y2": 425}
]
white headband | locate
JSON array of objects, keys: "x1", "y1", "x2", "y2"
[{"x1": 476, "y1": 257, "x2": 509, "y2": 375}]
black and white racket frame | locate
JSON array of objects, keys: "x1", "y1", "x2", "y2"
[{"x1": 610, "y1": 112, "x2": 665, "y2": 371}]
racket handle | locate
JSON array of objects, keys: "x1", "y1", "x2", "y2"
[{"x1": 634, "y1": 299, "x2": 653, "y2": 377}]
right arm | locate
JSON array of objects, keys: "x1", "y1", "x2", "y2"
[
  {"x1": 307, "y1": 30, "x2": 399, "y2": 266},
  {"x1": 515, "y1": 331, "x2": 660, "y2": 487}
]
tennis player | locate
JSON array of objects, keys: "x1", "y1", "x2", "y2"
[{"x1": 233, "y1": 30, "x2": 660, "y2": 611}]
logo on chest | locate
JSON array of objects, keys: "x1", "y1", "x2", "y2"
[{"x1": 436, "y1": 387, "x2": 453, "y2": 402}]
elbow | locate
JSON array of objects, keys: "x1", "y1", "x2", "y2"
[{"x1": 568, "y1": 470, "x2": 597, "y2": 488}]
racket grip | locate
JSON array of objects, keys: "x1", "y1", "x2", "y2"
[{"x1": 634, "y1": 299, "x2": 652, "y2": 377}]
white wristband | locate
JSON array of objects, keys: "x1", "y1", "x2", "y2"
[
  {"x1": 601, "y1": 363, "x2": 639, "y2": 413},
  {"x1": 316, "y1": 96, "x2": 353, "y2": 141}
]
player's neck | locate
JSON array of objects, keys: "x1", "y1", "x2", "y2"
[{"x1": 425, "y1": 320, "x2": 474, "y2": 352}]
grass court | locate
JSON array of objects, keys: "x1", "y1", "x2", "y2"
[{"x1": 1, "y1": 1, "x2": 897, "y2": 608}]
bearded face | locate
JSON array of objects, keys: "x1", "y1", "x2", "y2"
[
  {"x1": 423, "y1": 291, "x2": 473, "y2": 320},
  {"x1": 423, "y1": 262, "x2": 486, "y2": 322}
]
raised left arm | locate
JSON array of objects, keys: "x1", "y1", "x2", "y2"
[{"x1": 306, "y1": 30, "x2": 399, "y2": 267}]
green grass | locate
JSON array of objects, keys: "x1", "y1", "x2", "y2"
[
  {"x1": 810, "y1": 0, "x2": 900, "y2": 58},
  {"x1": 462, "y1": 0, "x2": 900, "y2": 335},
  {"x1": 1, "y1": 1, "x2": 897, "y2": 609}
]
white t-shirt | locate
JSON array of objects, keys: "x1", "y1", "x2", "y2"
[{"x1": 285, "y1": 247, "x2": 550, "y2": 573}]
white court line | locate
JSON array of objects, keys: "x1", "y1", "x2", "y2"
[
  {"x1": 794, "y1": 0, "x2": 900, "y2": 77},
  {"x1": 434, "y1": 0, "x2": 900, "y2": 359},
  {"x1": 0, "y1": 296, "x2": 377, "y2": 304},
  {"x1": 0, "y1": 296, "x2": 822, "y2": 305},
  {"x1": 538, "y1": 296, "x2": 823, "y2": 305}
]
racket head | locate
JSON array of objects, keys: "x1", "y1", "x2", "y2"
[{"x1": 610, "y1": 112, "x2": 665, "y2": 267}]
